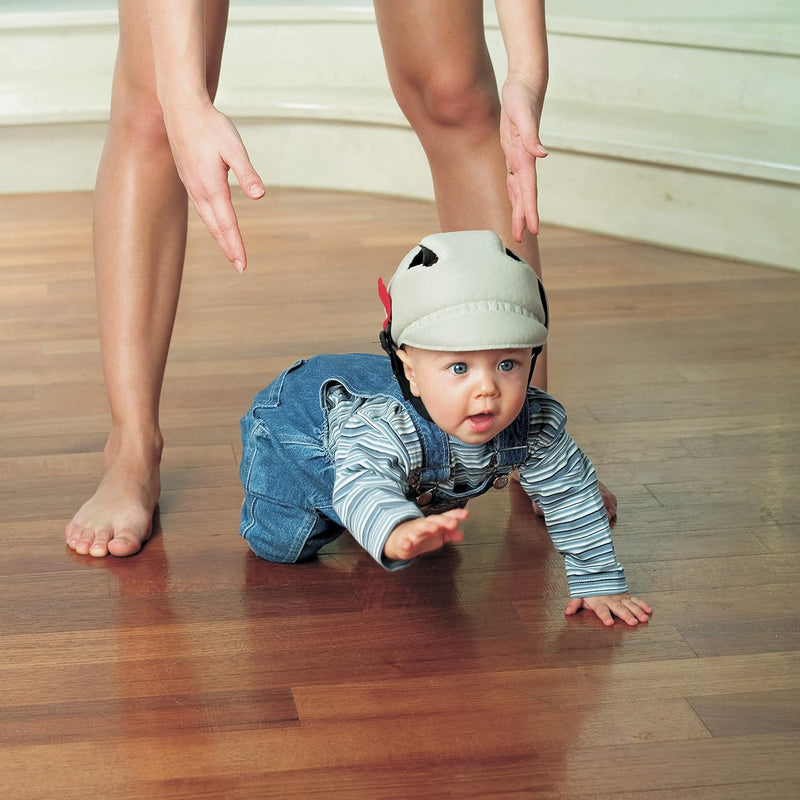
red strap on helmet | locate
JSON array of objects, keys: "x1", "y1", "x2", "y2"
[{"x1": 377, "y1": 277, "x2": 392, "y2": 330}]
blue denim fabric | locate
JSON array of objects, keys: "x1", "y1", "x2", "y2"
[{"x1": 239, "y1": 353, "x2": 530, "y2": 563}]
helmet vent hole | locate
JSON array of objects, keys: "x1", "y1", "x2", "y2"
[{"x1": 408, "y1": 245, "x2": 439, "y2": 268}]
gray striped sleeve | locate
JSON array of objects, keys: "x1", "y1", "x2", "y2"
[
  {"x1": 519, "y1": 393, "x2": 628, "y2": 598},
  {"x1": 332, "y1": 398, "x2": 424, "y2": 570}
]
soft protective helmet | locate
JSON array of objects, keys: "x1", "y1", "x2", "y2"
[{"x1": 378, "y1": 230, "x2": 549, "y2": 417}]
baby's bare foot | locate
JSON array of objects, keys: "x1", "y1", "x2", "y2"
[
  {"x1": 65, "y1": 451, "x2": 160, "y2": 558},
  {"x1": 598, "y1": 481, "x2": 617, "y2": 520}
]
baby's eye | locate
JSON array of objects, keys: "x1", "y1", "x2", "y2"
[
  {"x1": 449, "y1": 362, "x2": 468, "y2": 375},
  {"x1": 498, "y1": 359, "x2": 516, "y2": 372}
]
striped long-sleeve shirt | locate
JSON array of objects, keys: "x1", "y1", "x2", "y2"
[{"x1": 327, "y1": 385, "x2": 627, "y2": 597}]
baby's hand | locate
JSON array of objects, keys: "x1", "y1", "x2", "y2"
[
  {"x1": 565, "y1": 594, "x2": 652, "y2": 627},
  {"x1": 383, "y1": 509, "x2": 469, "y2": 562}
]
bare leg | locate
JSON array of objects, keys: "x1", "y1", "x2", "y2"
[
  {"x1": 374, "y1": 0, "x2": 548, "y2": 386},
  {"x1": 65, "y1": 0, "x2": 230, "y2": 557},
  {"x1": 374, "y1": 0, "x2": 616, "y2": 515}
]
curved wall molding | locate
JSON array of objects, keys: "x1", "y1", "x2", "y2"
[{"x1": 1, "y1": 2, "x2": 798, "y2": 270}]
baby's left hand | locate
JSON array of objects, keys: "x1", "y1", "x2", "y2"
[{"x1": 565, "y1": 594, "x2": 652, "y2": 627}]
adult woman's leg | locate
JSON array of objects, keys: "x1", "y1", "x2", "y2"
[
  {"x1": 65, "y1": 0, "x2": 230, "y2": 557},
  {"x1": 375, "y1": 1, "x2": 615, "y2": 516},
  {"x1": 373, "y1": 0, "x2": 546, "y2": 387}
]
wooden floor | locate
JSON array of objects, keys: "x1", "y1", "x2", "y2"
[{"x1": 1, "y1": 188, "x2": 798, "y2": 799}]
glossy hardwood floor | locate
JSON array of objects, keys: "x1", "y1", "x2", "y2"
[{"x1": 0, "y1": 188, "x2": 798, "y2": 799}]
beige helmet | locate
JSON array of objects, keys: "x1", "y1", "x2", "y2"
[
  {"x1": 378, "y1": 231, "x2": 549, "y2": 417},
  {"x1": 381, "y1": 230, "x2": 548, "y2": 352}
]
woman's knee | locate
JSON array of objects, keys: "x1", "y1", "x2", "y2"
[{"x1": 394, "y1": 65, "x2": 500, "y2": 133}]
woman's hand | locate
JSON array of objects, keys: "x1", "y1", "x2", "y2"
[
  {"x1": 500, "y1": 76, "x2": 548, "y2": 242},
  {"x1": 164, "y1": 101, "x2": 265, "y2": 271}
]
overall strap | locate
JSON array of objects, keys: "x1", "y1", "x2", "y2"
[
  {"x1": 405, "y1": 404, "x2": 452, "y2": 485},
  {"x1": 490, "y1": 398, "x2": 531, "y2": 471},
  {"x1": 311, "y1": 353, "x2": 452, "y2": 483}
]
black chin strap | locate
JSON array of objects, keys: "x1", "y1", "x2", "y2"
[
  {"x1": 380, "y1": 325, "x2": 542, "y2": 422},
  {"x1": 529, "y1": 346, "x2": 542, "y2": 384},
  {"x1": 379, "y1": 324, "x2": 434, "y2": 421}
]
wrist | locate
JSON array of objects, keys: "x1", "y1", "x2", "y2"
[
  {"x1": 504, "y1": 69, "x2": 548, "y2": 99},
  {"x1": 157, "y1": 86, "x2": 213, "y2": 114}
]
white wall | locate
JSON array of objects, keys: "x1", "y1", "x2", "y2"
[{"x1": 1, "y1": 1, "x2": 798, "y2": 270}]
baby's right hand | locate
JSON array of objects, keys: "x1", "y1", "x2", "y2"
[{"x1": 383, "y1": 508, "x2": 469, "y2": 561}]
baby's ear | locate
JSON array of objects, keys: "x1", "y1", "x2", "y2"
[{"x1": 395, "y1": 348, "x2": 420, "y2": 397}]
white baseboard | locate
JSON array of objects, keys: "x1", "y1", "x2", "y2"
[{"x1": 1, "y1": 2, "x2": 798, "y2": 271}]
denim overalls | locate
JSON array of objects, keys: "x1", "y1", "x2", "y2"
[{"x1": 239, "y1": 353, "x2": 531, "y2": 564}]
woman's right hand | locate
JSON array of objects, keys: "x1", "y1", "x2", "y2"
[
  {"x1": 164, "y1": 101, "x2": 265, "y2": 272},
  {"x1": 144, "y1": 0, "x2": 266, "y2": 270}
]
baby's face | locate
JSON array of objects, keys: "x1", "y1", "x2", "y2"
[{"x1": 396, "y1": 346, "x2": 532, "y2": 444}]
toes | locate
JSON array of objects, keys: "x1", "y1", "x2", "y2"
[
  {"x1": 64, "y1": 523, "x2": 80, "y2": 552},
  {"x1": 89, "y1": 533, "x2": 112, "y2": 558},
  {"x1": 71, "y1": 528, "x2": 94, "y2": 555},
  {"x1": 69, "y1": 527, "x2": 146, "y2": 558},
  {"x1": 107, "y1": 528, "x2": 148, "y2": 558},
  {"x1": 65, "y1": 524, "x2": 114, "y2": 558},
  {"x1": 86, "y1": 528, "x2": 112, "y2": 558}
]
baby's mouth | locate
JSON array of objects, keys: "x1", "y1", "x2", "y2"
[{"x1": 467, "y1": 411, "x2": 495, "y2": 431}]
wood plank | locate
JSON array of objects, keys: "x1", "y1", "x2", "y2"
[
  {"x1": 552, "y1": 734, "x2": 800, "y2": 798},
  {"x1": 1, "y1": 187, "x2": 799, "y2": 799},
  {"x1": 687, "y1": 689, "x2": 800, "y2": 736},
  {"x1": 0, "y1": 688, "x2": 299, "y2": 746}
]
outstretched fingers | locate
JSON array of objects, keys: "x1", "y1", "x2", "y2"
[
  {"x1": 383, "y1": 508, "x2": 469, "y2": 561},
  {"x1": 505, "y1": 150, "x2": 540, "y2": 241},
  {"x1": 500, "y1": 79, "x2": 548, "y2": 240},
  {"x1": 566, "y1": 594, "x2": 653, "y2": 627},
  {"x1": 191, "y1": 178, "x2": 248, "y2": 271},
  {"x1": 167, "y1": 105, "x2": 265, "y2": 271}
]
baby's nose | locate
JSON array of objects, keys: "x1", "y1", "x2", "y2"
[{"x1": 475, "y1": 372, "x2": 499, "y2": 396}]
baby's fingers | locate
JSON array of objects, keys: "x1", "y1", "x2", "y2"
[
  {"x1": 610, "y1": 595, "x2": 652, "y2": 627},
  {"x1": 568, "y1": 594, "x2": 652, "y2": 627},
  {"x1": 628, "y1": 596, "x2": 653, "y2": 621},
  {"x1": 564, "y1": 597, "x2": 584, "y2": 617},
  {"x1": 440, "y1": 508, "x2": 470, "y2": 523},
  {"x1": 427, "y1": 510, "x2": 467, "y2": 544},
  {"x1": 594, "y1": 602, "x2": 617, "y2": 627}
]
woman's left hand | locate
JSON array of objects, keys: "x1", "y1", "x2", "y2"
[{"x1": 500, "y1": 76, "x2": 549, "y2": 242}]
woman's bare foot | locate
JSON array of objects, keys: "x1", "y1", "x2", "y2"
[{"x1": 65, "y1": 437, "x2": 162, "y2": 558}]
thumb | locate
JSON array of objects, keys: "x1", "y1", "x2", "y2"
[
  {"x1": 564, "y1": 598, "x2": 584, "y2": 616},
  {"x1": 520, "y1": 130, "x2": 548, "y2": 159},
  {"x1": 509, "y1": 112, "x2": 548, "y2": 159},
  {"x1": 227, "y1": 150, "x2": 265, "y2": 199},
  {"x1": 238, "y1": 166, "x2": 266, "y2": 199}
]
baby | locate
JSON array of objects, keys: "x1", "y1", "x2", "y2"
[{"x1": 239, "y1": 231, "x2": 651, "y2": 626}]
